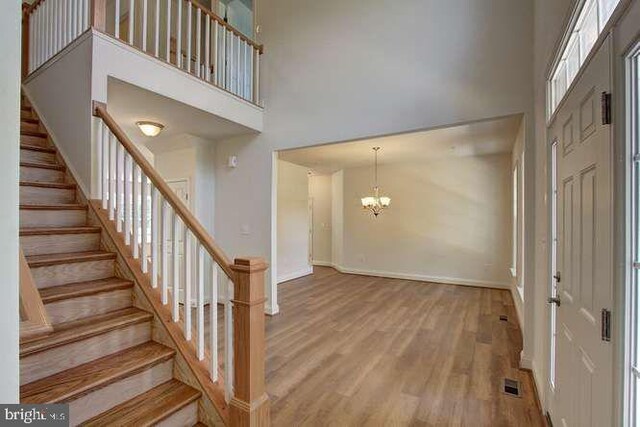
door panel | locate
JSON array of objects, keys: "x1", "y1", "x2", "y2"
[{"x1": 549, "y1": 35, "x2": 613, "y2": 427}]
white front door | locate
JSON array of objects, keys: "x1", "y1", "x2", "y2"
[{"x1": 548, "y1": 36, "x2": 613, "y2": 427}]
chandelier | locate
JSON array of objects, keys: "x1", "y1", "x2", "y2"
[{"x1": 361, "y1": 147, "x2": 391, "y2": 217}]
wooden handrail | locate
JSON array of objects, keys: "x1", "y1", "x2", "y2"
[
  {"x1": 20, "y1": 248, "x2": 52, "y2": 339},
  {"x1": 93, "y1": 103, "x2": 236, "y2": 280}
]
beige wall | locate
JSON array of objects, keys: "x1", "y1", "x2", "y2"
[
  {"x1": 0, "y1": 0, "x2": 20, "y2": 402},
  {"x1": 336, "y1": 155, "x2": 513, "y2": 287},
  {"x1": 214, "y1": 0, "x2": 534, "y2": 313},
  {"x1": 309, "y1": 174, "x2": 332, "y2": 264},
  {"x1": 276, "y1": 160, "x2": 312, "y2": 282},
  {"x1": 511, "y1": 118, "x2": 526, "y2": 326}
]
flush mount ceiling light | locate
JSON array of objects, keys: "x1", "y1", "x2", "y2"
[
  {"x1": 361, "y1": 147, "x2": 391, "y2": 217},
  {"x1": 136, "y1": 121, "x2": 165, "y2": 137}
]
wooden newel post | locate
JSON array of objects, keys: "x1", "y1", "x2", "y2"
[
  {"x1": 91, "y1": 0, "x2": 106, "y2": 32},
  {"x1": 22, "y1": 3, "x2": 31, "y2": 78},
  {"x1": 229, "y1": 257, "x2": 270, "y2": 427}
]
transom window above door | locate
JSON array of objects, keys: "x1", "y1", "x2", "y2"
[{"x1": 548, "y1": 0, "x2": 621, "y2": 116}]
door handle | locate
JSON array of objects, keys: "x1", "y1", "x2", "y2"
[
  {"x1": 548, "y1": 296, "x2": 561, "y2": 306},
  {"x1": 553, "y1": 271, "x2": 561, "y2": 282}
]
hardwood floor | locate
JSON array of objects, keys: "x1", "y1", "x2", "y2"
[{"x1": 263, "y1": 267, "x2": 545, "y2": 427}]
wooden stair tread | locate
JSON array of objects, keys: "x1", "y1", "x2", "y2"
[
  {"x1": 21, "y1": 342, "x2": 175, "y2": 404},
  {"x1": 20, "y1": 144, "x2": 55, "y2": 153},
  {"x1": 20, "y1": 204, "x2": 86, "y2": 210},
  {"x1": 21, "y1": 129, "x2": 48, "y2": 138},
  {"x1": 20, "y1": 181, "x2": 75, "y2": 189},
  {"x1": 83, "y1": 380, "x2": 201, "y2": 427},
  {"x1": 39, "y1": 277, "x2": 133, "y2": 304},
  {"x1": 21, "y1": 117, "x2": 39, "y2": 124},
  {"x1": 20, "y1": 307, "x2": 152, "y2": 357},
  {"x1": 20, "y1": 161, "x2": 65, "y2": 171},
  {"x1": 20, "y1": 226, "x2": 101, "y2": 236},
  {"x1": 26, "y1": 250, "x2": 115, "y2": 267}
]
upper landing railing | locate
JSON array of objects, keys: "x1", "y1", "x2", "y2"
[{"x1": 22, "y1": 0, "x2": 263, "y2": 105}]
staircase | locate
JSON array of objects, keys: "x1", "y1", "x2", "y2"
[{"x1": 18, "y1": 96, "x2": 204, "y2": 426}]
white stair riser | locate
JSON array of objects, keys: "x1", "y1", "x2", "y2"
[
  {"x1": 32, "y1": 259, "x2": 115, "y2": 288},
  {"x1": 20, "y1": 186, "x2": 75, "y2": 205},
  {"x1": 20, "y1": 149, "x2": 56, "y2": 164},
  {"x1": 20, "y1": 209, "x2": 87, "y2": 228},
  {"x1": 20, "y1": 322, "x2": 151, "y2": 385},
  {"x1": 46, "y1": 289, "x2": 132, "y2": 324},
  {"x1": 20, "y1": 166, "x2": 65, "y2": 183},
  {"x1": 21, "y1": 233, "x2": 100, "y2": 257},
  {"x1": 69, "y1": 359, "x2": 173, "y2": 426}
]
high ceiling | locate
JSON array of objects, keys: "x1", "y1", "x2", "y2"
[
  {"x1": 279, "y1": 115, "x2": 523, "y2": 174},
  {"x1": 107, "y1": 78, "x2": 255, "y2": 153}
]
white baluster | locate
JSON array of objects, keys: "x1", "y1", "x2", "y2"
[
  {"x1": 66, "y1": 0, "x2": 72, "y2": 44},
  {"x1": 197, "y1": 242, "x2": 204, "y2": 360},
  {"x1": 186, "y1": 2, "x2": 192, "y2": 73},
  {"x1": 184, "y1": 229, "x2": 192, "y2": 340},
  {"x1": 54, "y1": 0, "x2": 59, "y2": 55},
  {"x1": 96, "y1": 119, "x2": 103, "y2": 203},
  {"x1": 213, "y1": 20, "x2": 218, "y2": 84},
  {"x1": 161, "y1": 200, "x2": 169, "y2": 304},
  {"x1": 220, "y1": 25, "x2": 226, "y2": 87},
  {"x1": 172, "y1": 212, "x2": 180, "y2": 322},
  {"x1": 101, "y1": 120, "x2": 109, "y2": 209},
  {"x1": 195, "y1": 8, "x2": 201, "y2": 78},
  {"x1": 166, "y1": 0, "x2": 171, "y2": 61},
  {"x1": 254, "y1": 48, "x2": 260, "y2": 105},
  {"x1": 151, "y1": 186, "x2": 159, "y2": 287},
  {"x1": 60, "y1": 0, "x2": 66, "y2": 49},
  {"x1": 224, "y1": 276, "x2": 233, "y2": 402},
  {"x1": 154, "y1": 0, "x2": 159, "y2": 56},
  {"x1": 132, "y1": 164, "x2": 140, "y2": 258},
  {"x1": 204, "y1": 15, "x2": 210, "y2": 81},
  {"x1": 114, "y1": 0, "x2": 120, "y2": 38},
  {"x1": 176, "y1": 0, "x2": 182, "y2": 68},
  {"x1": 116, "y1": 143, "x2": 123, "y2": 232},
  {"x1": 142, "y1": 0, "x2": 147, "y2": 50},
  {"x1": 141, "y1": 174, "x2": 149, "y2": 273},
  {"x1": 209, "y1": 263, "x2": 218, "y2": 381},
  {"x1": 124, "y1": 153, "x2": 132, "y2": 245},
  {"x1": 109, "y1": 133, "x2": 116, "y2": 221},
  {"x1": 236, "y1": 38, "x2": 241, "y2": 96},
  {"x1": 29, "y1": 13, "x2": 34, "y2": 72},
  {"x1": 129, "y1": 0, "x2": 135, "y2": 45}
]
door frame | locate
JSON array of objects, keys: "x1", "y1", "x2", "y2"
[{"x1": 546, "y1": 136, "x2": 559, "y2": 416}]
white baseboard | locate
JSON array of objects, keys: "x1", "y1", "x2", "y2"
[
  {"x1": 520, "y1": 351, "x2": 533, "y2": 370},
  {"x1": 325, "y1": 264, "x2": 510, "y2": 290},
  {"x1": 277, "y1": 266, "x2": 314, "y2": 284}
]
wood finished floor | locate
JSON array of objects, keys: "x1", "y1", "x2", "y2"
[{"x1": 263, "y1": 267, "x2": 545, "y2": 427}]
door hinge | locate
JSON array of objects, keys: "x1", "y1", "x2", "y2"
[
  {"x1": 601, "y1": 92, "x2": 612, "y2": 125},
  {"x1": 601, "y1": 308, "x2": 611, "y2": 342}
]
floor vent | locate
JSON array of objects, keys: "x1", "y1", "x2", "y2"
[
  {"x1": 499, "y1": 315, "x2": 508, "y2": 322},
  {"x1": 503, "y1": 378, "x2": 521, "y2": 397}
]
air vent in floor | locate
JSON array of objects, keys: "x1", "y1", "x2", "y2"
[
  {"x1": 503, "y1": 378, "x2": 521, "y2": 397},
  {"x1": 499, "y1": 315, "x2": 508, "y2": 322}
]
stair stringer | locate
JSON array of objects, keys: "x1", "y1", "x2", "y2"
[{"x1": 86, "y1": 200, "x2": 229, "y2": 427}]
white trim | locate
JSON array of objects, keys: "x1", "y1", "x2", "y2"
[
  {"x1": 317, "y1": 263, "x2": 510, "y2": 289},
  {"x1": 312, "y1": 260, "x2": 333, "y2": 267},
  {"x1": 277, "y1": 266, "x2": 313, "y2": 284},
  {"x1": 269, "y1": 152, "x2": 279, "y2": 316}
]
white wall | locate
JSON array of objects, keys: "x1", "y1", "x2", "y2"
[
  {"x1": 511, "y1": 119, "x2": 526, "y2": 327},
  {"x1": 331, "y1": 170, "x2": 344, "y2": 268},
  {"x1": 327, "y1": 155, "x2": 513, "y2": 288},
  {"x1": 309, "y1": 174, "x2": 332, "y2": 264},
  {"x1": 0, "y1": 0, "x2": 20, "y2": 403},
  {"x1": 276, "y1": 160, "x2": 312, "y2": 283},
  {"x1": 214, "y1": 0, "x2": 534, "y2": 315}
]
